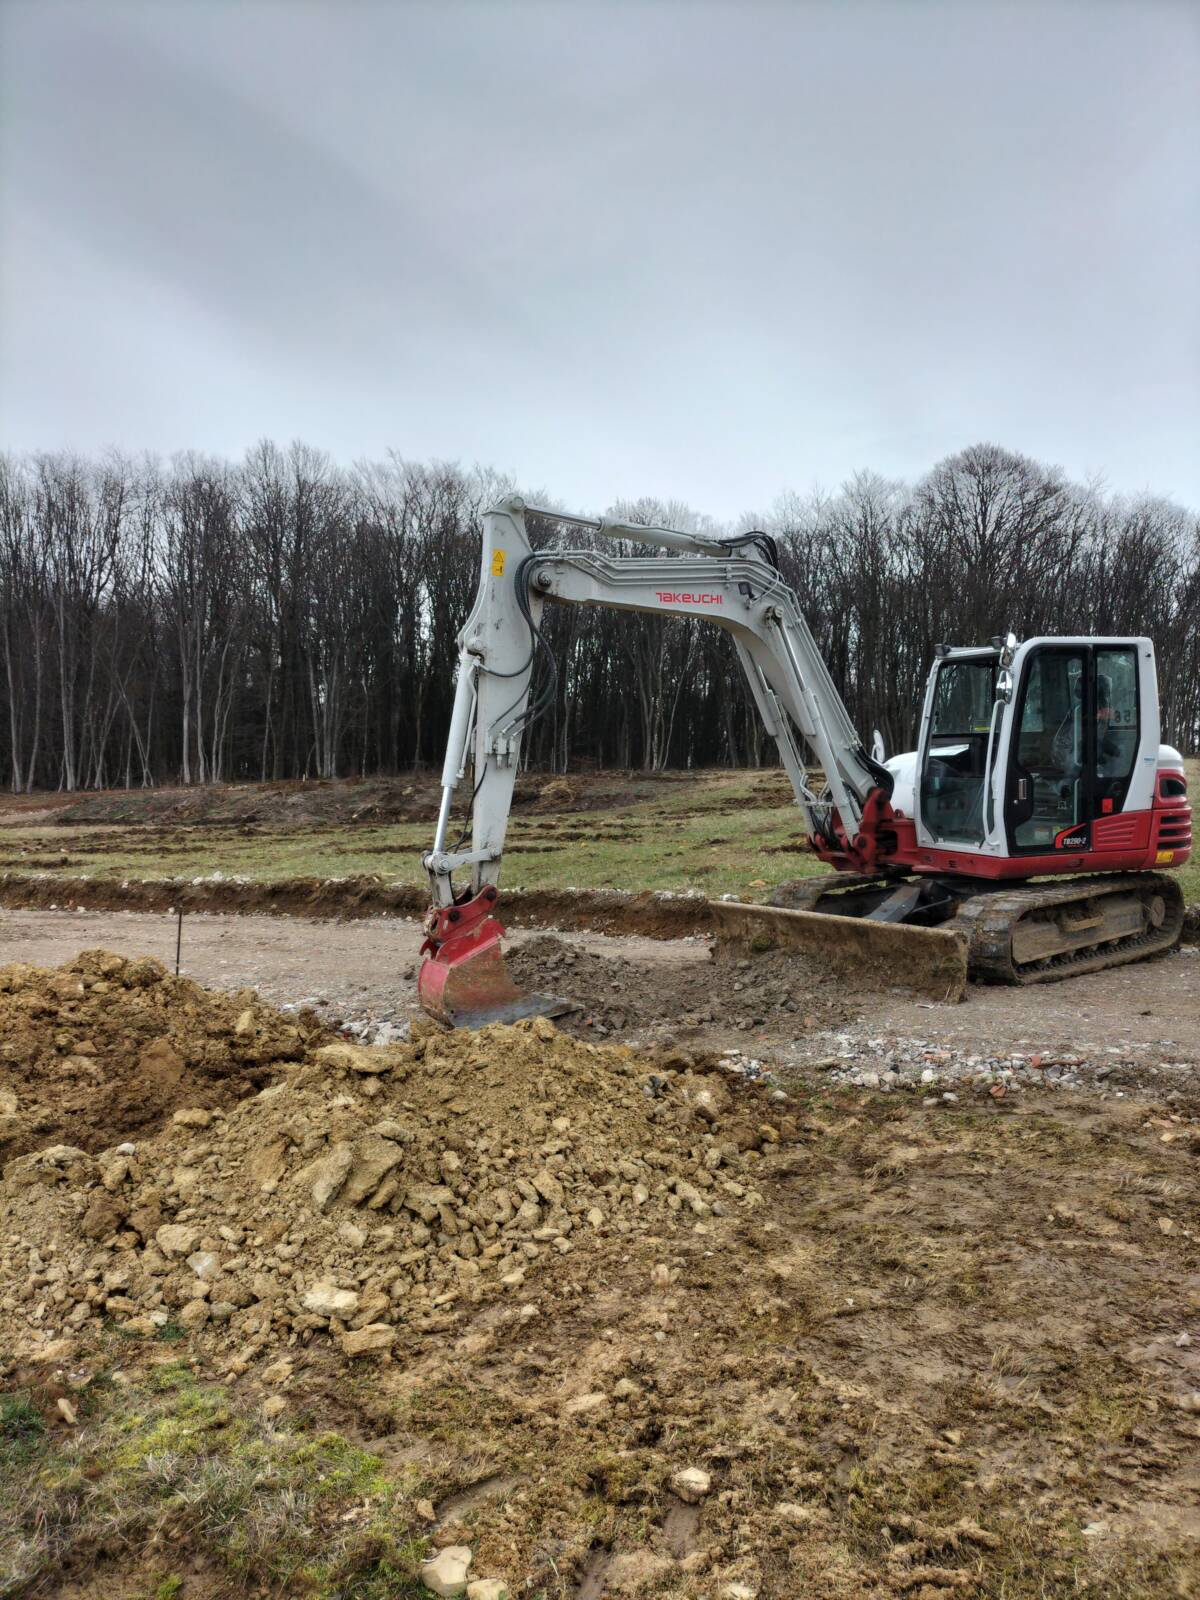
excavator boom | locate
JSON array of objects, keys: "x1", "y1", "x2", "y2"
[{"x1": 420, "y1": 496, "x2": 930, "y2": 1024}]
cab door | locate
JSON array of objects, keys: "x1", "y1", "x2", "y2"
[{"x1": 916, "y1": 654, "x2": 997, "y2": 847}]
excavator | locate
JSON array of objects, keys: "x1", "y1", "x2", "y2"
[{"x1": 418, "y1": 497, "x2": 1192, "y2": 1026}]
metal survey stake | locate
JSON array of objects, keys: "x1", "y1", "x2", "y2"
[{"x1": 175, "y1": 905, "x2": 183, "y2": 976}]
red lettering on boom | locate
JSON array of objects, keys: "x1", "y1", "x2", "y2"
[{"x1": 655, "y1": 591, "x2": 723, "y2": 605}]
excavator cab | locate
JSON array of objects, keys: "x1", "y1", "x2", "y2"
[{"x1": 913, "y1": 636, "x2": 1171, "y2": 870}]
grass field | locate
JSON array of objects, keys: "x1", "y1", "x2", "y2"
[{"x1": 0, "y1": 762, "x2": 1196, "y2": 904}]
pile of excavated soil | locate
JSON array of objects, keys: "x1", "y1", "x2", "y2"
[
  {"x1": 0, "y1": 958, "x2": 790, "y2": 1362},
  {"x1": 5, "y1": 960, "x2": 1200, "y2": 1596},
  {"x1": 42, "y1": 770, "x2": 665, "y2": 829},
  {"x1": 0, "y1": 951, "x2": 326, "y2": 1159},
  {"x1": 507, "y1": 933, "x2": 854, "y2": 1037}
]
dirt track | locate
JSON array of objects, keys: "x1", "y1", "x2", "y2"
[{"x1": 3, "y1": 907, "x2": 1197, "y2": 1096}]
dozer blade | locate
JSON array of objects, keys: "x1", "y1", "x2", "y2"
[
  {"x1": 708, "y1": 899, "x2": 969, "y2": 1003},
  {"x1": 418, "y1": 886, "x2": 575, "y2": 1029}
]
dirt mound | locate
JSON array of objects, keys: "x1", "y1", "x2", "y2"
[
  {"x1": 52, "y1": 776, "x2": 443, "y2": 828},
  {"x1": 0, "y1": 968, "x2": 789, "y2": 1362},
  {"x1": 4, "y1": 963, "x2": 1200, "y2": 1595},
  {"x1": 38, "y1": 770, "x2": 685, "y2": 830},
  {"x1": 507, "y1": 934, "x2": 854, "y2": 1037},
  {"x1": 0, "y1": 951, "x2": 327, "y2": 1158}
]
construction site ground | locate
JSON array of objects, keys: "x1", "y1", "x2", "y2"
[
  {"x1": 3, "y1": 906, "x2": 1199, "y2": 1099},
  {"x1": 1, "y1": 769, "x2": 1198, "y2": 1600}
]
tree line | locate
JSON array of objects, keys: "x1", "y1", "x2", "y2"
[{"x1": 0, "y1": 439, "x2": 1196, "y2": 793}]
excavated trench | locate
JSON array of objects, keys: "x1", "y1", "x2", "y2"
[{"x1": 0, "y1": 872, "x2": 713, "y2": 938}]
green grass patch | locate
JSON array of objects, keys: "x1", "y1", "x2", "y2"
[
  {"x1": 0, "y1": 1391, "x2": 47, "y2": 1472},
  {"x1": 0, "y1": 758, "x2": 1196, "y2": 901},
  {"x1": 0, "y1": 1366, "x2": 430, "y2": 1598}
]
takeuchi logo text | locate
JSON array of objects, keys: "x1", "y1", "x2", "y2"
[{"x1": 655, "y1": 591, "x2": 723, "y2": 605}]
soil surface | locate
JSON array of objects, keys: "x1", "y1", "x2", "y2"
[
  {"x1": 3, "y1": 955, "x2": 1198, "y2": 1598},
  {"x1": 2, "y1": 908, "x2": 1197, "y2": 1099},
  {"x1": 507, "y1": 933, "x2": 857, "y2": 1037}
]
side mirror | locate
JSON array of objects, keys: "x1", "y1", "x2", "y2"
[
  {"x1": 997, "y1": 666, "x2": 1014, "y2": 703},
  {"x1": 999, "y1": 630, "x2": 1018, "y2": 668},
  {"x1": 871, "y1": 729, "x2": 886, "y2": 762}
]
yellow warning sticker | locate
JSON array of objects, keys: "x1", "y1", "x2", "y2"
[
  {"x1": 1155, "y1": 849, "x2": 1175, "y2": 864},
  {"x1": 491, "y1": 548, "x2": 506, "y2": 576}
]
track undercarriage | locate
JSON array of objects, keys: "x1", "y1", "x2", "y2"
[{"x1": 709, "y1": 870, "x2": 1185, "y2": 1000}]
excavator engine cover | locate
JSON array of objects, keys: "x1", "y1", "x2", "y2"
[{"x1": 418, "y1": 887, "x2": 573, "y2": 1028}]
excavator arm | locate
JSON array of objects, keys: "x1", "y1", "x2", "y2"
[{"x1": 418, "y1": 496, "x2": 896, "y2": 1025}]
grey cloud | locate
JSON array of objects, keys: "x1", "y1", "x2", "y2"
[{"x1": 1, "y1": 0, "x2": 1197, "y2": 514}]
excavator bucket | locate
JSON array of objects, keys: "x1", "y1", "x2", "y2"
[
  {"x1": 707, "y1": 894, "x2": 969, "y2": 1004},
  {"x1": 418, "y1": 887, "x2": 574, "y2": 1028}
]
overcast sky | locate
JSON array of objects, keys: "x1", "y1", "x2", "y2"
[{"x1": 1, "y1": 0, "x2": 1197, "y2": 517}]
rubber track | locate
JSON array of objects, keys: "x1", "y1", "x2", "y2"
[{"x1": 952, "y1": 872, "x2": 1184, "y2": 985}]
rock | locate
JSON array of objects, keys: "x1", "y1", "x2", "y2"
[
  {"x1": 97, "y1": 1151, "x2": 133, "y2": 1190},
  {"x1": 420, "y1": 1544, "x2": 472, "y2": 1597},
  {"x1": 670, "y1": 1466, "x2": 711, "y2": 1503},
  {"x1": 247, "y1": 1138, "x2": 289, "y2": 1187},
  {"x1": 416, "y1": 1497, "x2": 437, "y2": 1521},
  {"x1": 563, "y1": 1391, "x2": 608, "y2": 1417},
  {"x1": 262, "y1": 1357, "x2": 293, "y2": 1384},
  {"x1": 466, "y1": 1583, "x2": 509, "y2": 1600},
  {"x1": 314, "y1": 1042, "x2": 395, "y2": 1074},
  {"x1": 302, "y1": 1281, "x2": 360, "y2": 1318},
  {"x1": 262, "y1": 1395, "x2": 287, "y2": 1418},
  {"x1": 340, "y1": 1323, "x2": 395, "y2": 1357},
  {"x1": 155, "y1": 1223, "x2": 199, "y2": 1258},
  {"x1": 56, "y1": 1397, "x2": 78, "y2": 1424},
  {"x1": 341, "y1": 1136, "x2": 404, "y2": 1206},
  {"x1": 531, "y1": 1168, "x2": 564, "y2": 1206},
  {"x1": 186, "y1": 1250, "x2": 220, "y2": 1281},
  {"x1": 723, "y1": 1586, "x2": 757, "y2": 1600},
  {"x1": 81, "y1": 1192, "x2": 124, "y2": 1240},
  {"x1": 173, "y1": 1108, "x2": 213, "y2": 1127},
  {"x1": 178, "y1": 1298, "x2": 211, "y2": 1332},
  {"x1": 692, "y1": 1088, "x2": 721, "y2": 1122},
  {"x1": 605, "y1": 1552, "x2": 675, "y2": 1596},
  {"x1": 17, "y1": 1337, "x2": 76, "y2": 1366},
  {"x1": 299, "y1": 1143, "x2": 355, "y2": 1212},
  {"x1": 774, "y1": 1501, "x2": 813, "y2": 1524}
]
